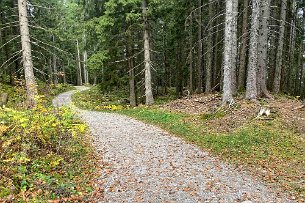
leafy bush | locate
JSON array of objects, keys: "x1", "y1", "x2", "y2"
[
  {"x1": 0, "y1": 103, "x2": 99, "y2": 201},
  {"x1": 0, "y1": 82, "x2": 74, "y2": 108}
]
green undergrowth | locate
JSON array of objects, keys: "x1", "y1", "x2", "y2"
[
  {"x1": 73, "y1": 88, "x2": 305, "y2": 200},
  {"x1": 0, "y1": 82, "x2": 75, "y2": 108},
  {"x1": 0, "y1": 84, "x2": 101, "y2": 202},
  {"x1": 72, "y1": 86, "x2": 176, "y2": 111},
  {"x1": 72, "y1": 86, "x2": 126, "y2": 111}
]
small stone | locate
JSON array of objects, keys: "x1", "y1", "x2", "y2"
[{"x1": 241, "y1": 201, "x2": 253, "y2": 203}]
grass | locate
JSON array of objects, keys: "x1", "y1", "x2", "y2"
[
  {"x1": 0, "y1": 83, "x2": 101, "y2": 202},
  {"x1": 73, "y1": 87, "x2": 305, "y2": 201}
]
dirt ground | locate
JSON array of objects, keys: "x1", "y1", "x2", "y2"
[{"x1": 162, "y1": 93, "x2": 305, "y2": 136}]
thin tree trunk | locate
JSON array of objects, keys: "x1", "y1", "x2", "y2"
[
  {"x1": 238, "y1": 0, "x2": 249, "y2": 90},
  {"x1": 48, "y1": 57, "x2": 53, "y2": 84},
  {"x1": 296, "y1": 43, "x2": 304, "y2": 96},
  {"x1": 18, "y1": 0, "x2": 37, "y2": 107},
  {"x1": 127, "y1": 44, "x2": 136, "y2": 107},
  {"x1": 297, "y1": 9, "x2": 305, "y2": 96},
  {"x1": 188, "y1": 11, "x2": 193, "y2": 94},
  {"x1": 176, "y1": 41, "x2": 183, "y2": 98},
  {"x1": 52, "y1": 35, "x2": 58, "y2": 86},
  {"x1": 273, "y1": 0, "x2": 287, "y2": 93},
  {"x1": 246, "y1": 0, "x2": 260, "y2": 100},
  {"x1": 76, "y1": 39, "x2": 82, "y2": 86},
  {"x1": 63, "y1": 65, "x2": 67, "y2": 84},
  {"x1": 197, "y1": 0, "x2": 203, "y2": 93},
  {"x1": 205, "y1": 0, "x2": 213, "y2": 92},
  {"x1": 142, "y1": 0, "x2": 154, "y2": 105},
  {"x1": 93, "y1": 76, "x2": 97, "y2": 85},
  {"x1": 213, "y1": 1, "x2": 222, "y2": 89},
  {"x1": 268, "y1": 1, "x2": 280, "y2": 89},
  {"x1": 222, "y1": 0, "x2": 234, "y2": 103},
  {"x1": 231, "y1": 0, "x2": 238, "y2": 94},
  {"x1": 53, "y1": 54, "x2": 58, "y2": 86},
  {"x1": 257, "y1": 0, "x2": 272, "y2": 98},
  {"x1": 83, "y1": 50, "x2": 89, "y2": 84}
]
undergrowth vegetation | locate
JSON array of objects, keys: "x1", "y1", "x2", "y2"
[
  {"x1": 0, "y1": 84, "x2": 101, "y2": 202},
  {"x1": 73, "y1": 87, "x2": 305, "y2": 201},
  {"x1": 72, "y1": 86, "x2": 126, "y2": 111},
  {"x1": 0, "y1": 82, "x2": 75, "y2": 108}
]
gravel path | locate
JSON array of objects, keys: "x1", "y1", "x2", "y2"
[{"x1": 53, "y1": 87, "x2": 294, "y2": 203}]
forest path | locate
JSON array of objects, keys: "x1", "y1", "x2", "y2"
[{"x1": 53, "y1": 87, "x2": 293, "y2": 203}]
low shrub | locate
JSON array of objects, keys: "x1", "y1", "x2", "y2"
[{"x1": 0, "y1": 101, "x2": 99, "y2": 202}]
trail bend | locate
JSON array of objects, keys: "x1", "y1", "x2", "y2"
[{"x1": 53, "y1": 87, "x2": 293, "y2": 203}]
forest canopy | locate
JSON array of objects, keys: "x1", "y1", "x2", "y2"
[{"x1": 0, "y1": 0, "x2": 304, "y2": 104}]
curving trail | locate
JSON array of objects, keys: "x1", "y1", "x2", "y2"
[{"x1": 53, "y1": 87, "x2": 294, "y2": 203}]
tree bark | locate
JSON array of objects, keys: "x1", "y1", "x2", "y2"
[
  {"x1": 53, "y1": 54, "x2": 58, "y2": 86},
  {"x1": 83, "y1": 50, "x2": 89, "y2": 84},
  {"x1": 273, "y1": 0, "x2": 287, "y2": 93},
  {"x1": 127, "y1": 44, "x2": 136, "y2": 107},
  {"x1": 257, "y1": 0, "x2": 272, "y2": 98},
  {"x1": 48, "y1": 57, "x2": 53, "y2": 84},
  {"x1": 52, "y1": 35, "x2": 58, "y2": 86},
  {"x1": 76, "y1": 39, "x2": 82, "y2": 86},
  {"x1": 197, "y1": 0, "x2": 203, "y2": 93},
  {"x1": 287, "y1": 0, "x2": 297, "y2": 93},
  {"x1": 142, "y1": 0, "x2": 154, "y2": 105},
  {"x1": 205, "y1": 0, "x2": 213, "y2": 92},
  {"x1": 188, "y1": 11, "x2": 193, "y2": 94},
  {"x1": 18, "y1": 0, "x2": 37, "y2": 107},
  {"x1": 222, "y1": 0, "x2": 234, "y2": 103},
  {"x1": 246, "y1": 0, "x2": 260, "y2": 100},
  {"x1": 231, "y1": 0, "x2": 238, "y2": 94},
  {"x1": 238, "y1": 0, "x2": 249, "y2": 90}
]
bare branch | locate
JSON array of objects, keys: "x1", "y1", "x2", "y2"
[{"x1": 0, "y1": 35, "x2": 21, "y2": 50}]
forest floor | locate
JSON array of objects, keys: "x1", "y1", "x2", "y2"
[
  {"x1": 162, "y1": 92, "x2": 305, "y2": 137},
  {"x1": 66, "y1": 87, "x2": 304, "y2": 202}
]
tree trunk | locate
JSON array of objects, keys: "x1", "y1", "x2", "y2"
[
  {"x1": 48, "y1": 57, "x2": 53, "y2": 84},
  {"x1": 18, "y1": 0, "x2": 37, "y2": 107},
  {"x1": 213, "y1": 1, "x2": 222, "y2": 90},
  {"x1": 287, "y1": 0, "x2": 297, "y2": 93},
  {"x1": 197, "y1": 0, "x2": 203, "y2": 93},
  {"x1": 176, "y1": 42, "x2": 183, "y2": 98},
  {"x1": 188, "y1": 11, "x2": 193, "y2": 94},
  {"x1": 63, "y1": 65, "x2": 67, "y2": 84},
  {"x1": 83, "y1": 50, "x2": 89, "y2": 84},
  {"x1": 52, "y1": 35, "x2": 58, "y2": 86},
  {"x1": 53, "y1": 54, "x2": 58, "y2": 86},
  {"x1": 245, "y1": 0, "x2": 260, "y2": 100},
  {"x1": 205, "y1": 0, "x2": 213, "y2": 92},
  {"x1": 231, "y1": 0, "x2": 238, "y2": 94},
  {"x1": 273, "y1": 0, "x2": 287, "y2": 93},
  {"x1": 222, "y1": 0, "x2": 234, "y2": 103},
  {"x1": 142, "y1": 0, "x2": 154, "y2": 105},
  {"x1": 297, "y1": 8, "x2": 305, "y2": 96},
  {"x1": 257, "y1": 0, "x2": 272, "y2": 98},
  {"x1": 296, "y1": 43, "x2": 304, "y2": 96},
  {"x1": 238, "y1": 0, "x2": 249, "y2": 91},
  {"x1": 127, "y1": 44, "x2": 136, "y2": 107},
  {"x1": 76, "y1": 39, "x2": 82, "y2": 86}
]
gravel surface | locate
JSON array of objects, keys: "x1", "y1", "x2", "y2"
[{"x1": 53, "y1": 87, "x2": 294, "y2": 203}]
